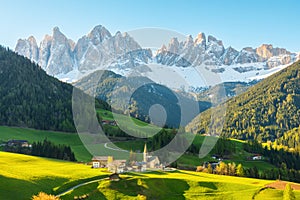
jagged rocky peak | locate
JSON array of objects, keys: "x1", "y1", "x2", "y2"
[
  {"x1": 156, "y1": 44, "x2": 167, "y2": 55},
  {"x1": 234, "y1": 47, "x2": 258, "y2": 64},
  {"x1": 168, "y1": 37, "x2": 179, "y2": 54},
  {"x1": 207, "y1": 35, "x2": 223, "y2": 46},
  {"x1": 87, "y1": 25, "x2": 112, "y2": 45},
  {"x1": 111, "y1": 31, "x2": 141, "y2": 53},
  {"x1": 52, "y1": 27, "x2": 68, "y2": 43},
  {"x1": 184, "y1": 35, "x2": 194, "y2": 48},
  {"x1": 15, "y1": 36, "x2": 39, "y2": 63},
  {"x1": 38, "y1": 34, "x2": 52, "y2": 69},
  {"x1": 195, "y1": 32, "x2": 206, "y2": 46},
  {"x1": 256, "y1": 44, "x2": 291, "y2": 60},
  {"x1": 45, "y1": 26, "x2": 74, "y2": 75},
  {"x1": 222, "y1": 46, "x2": 239, "y2": 65},
  {"x1": 206, "y1": 35, "x2": 225, "y2": 58}
]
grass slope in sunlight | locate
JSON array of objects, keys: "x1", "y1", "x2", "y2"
[
  {"x1": 0, "y1": 152, "x2": 109, "y2": 200},
  {"x1": 61, "y1": 170, "x2": 300, "y2": 200}
]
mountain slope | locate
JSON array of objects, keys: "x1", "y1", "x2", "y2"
[
  {"x1": 75, "y1": 70, "x2": 211, "y2": 128},
  {"x1": 0, "y1": 46, "x2": 75, "y2": 131},
  {"x1": 186, "y1": 61, "x2": 300, "y2": 148}
]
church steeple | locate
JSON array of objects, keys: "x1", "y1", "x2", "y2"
[{"x1": 143, "y1": 143, "x2": 148, "y2": 162}]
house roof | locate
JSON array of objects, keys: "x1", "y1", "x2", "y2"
[
  {"x1": 148, "y1": 156, "x2": 159, "y2": 163},
  {"x1": 109, "y1": 173, "x2": 120, "y2": 180},
  {"x1": 92, "y1": 156, "x2": 109, "y2": 161},
  {"x1": 109, "y1": 160, "x2": 126, "y2": 165}
]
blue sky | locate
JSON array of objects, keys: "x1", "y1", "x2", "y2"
[{"x1": 1, "y1": 0, "x2": 299, "y2": 52}]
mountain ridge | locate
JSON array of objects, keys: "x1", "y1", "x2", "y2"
[{"x1": 15, "y1": 25, "x2": 299, "y2": 88}]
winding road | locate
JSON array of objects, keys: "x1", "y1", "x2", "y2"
[
  {"x1": 104, "y1": 142, "x2": 129, "y2": 152},
  {"x1": 56, "y1": 177, "x2": 107, "y2": 197}
]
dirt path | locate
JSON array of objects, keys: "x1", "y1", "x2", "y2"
[{"x1": 265, "y1": 180, "x2": 300, "y2": 190}]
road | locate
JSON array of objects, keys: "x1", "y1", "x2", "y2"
[
  {"x1": 56, "y1": 177, "x2": 107, "y2": 197},
  {"x1": 104, "y1": 142, "x2": 129, "y2": 152}
]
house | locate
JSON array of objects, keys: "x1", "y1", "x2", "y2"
[
  {"x1": 101, "y1": 120, "x2": 117, "y2": 126},
  {"x1": 92, "y1": 156, "x2": 112, "y2": 168},
  {"x1": 147, "y1": 156, "x2": 160, "y2": 168},
  {"x1": 211, "y1": 155, "x2": 222, "y2": 160},
  {"x1": 131, "y1": 161, "x2": 147, "y2": 172},
  {"x1": 7, "y1": 140, "x2": 30, "y2": 148},
  {"x1": 252, "y1": 154, "x2": 262, "y2": 160},
  {"x1": 203, "y1": 161, "x2": 220, "y2": 170},
  {"x1": 107, "y1": 159, "x2": 127, "y2": 173},
  {"x1": 109, "y1": 173, "x2": 121, "y2": 181}
]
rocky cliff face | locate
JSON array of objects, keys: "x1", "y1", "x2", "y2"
[
  {"x1": 156, "y1": 34, "x2": 296, "y2": 68},
  {"x1": 15, "y1": 25, "x2": 299, "y2": 80},
  {"x1": 15, "y1": 25, "x2": 142, "y2": 76},
  {"x1": 15, "y1": 36, "x2": 39, "y2": 63}
]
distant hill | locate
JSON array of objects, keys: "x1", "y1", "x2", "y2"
[
  {"x1": 75, "y1": 70, "x2": 211, "y2": 128},
  {"x1": 0, "y1": 46, "x2": 75, "y2": 132},
  {"x1": 186, "y1": 61, "x2": 300, "y2": 150}
]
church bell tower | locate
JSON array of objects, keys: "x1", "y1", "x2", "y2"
[{"x1": 143, "y1": 143, "x2": 148, "y2": 162}]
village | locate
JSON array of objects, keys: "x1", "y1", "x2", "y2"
[
  {"x1": 1, "y1": 139, "x2": 264, "y2": 175},
  {"x1": 91, "y1": 144, "x2": 164, "y2": 173}
]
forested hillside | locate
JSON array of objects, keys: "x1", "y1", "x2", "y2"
[
  {"x1": 186, "y1": 61, "x2": 300, "y2": 150},
  {"x1": 76, "y1": 70, "x2": 211, "y2": 128},
  {"x1": 0, "y1": 46, "x2": 75, "y2": 132}
]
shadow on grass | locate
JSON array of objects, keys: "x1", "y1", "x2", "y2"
[
  {"x1": 109, "y1": 178, "x2": 190, "y2": 199},
  {"x1": 0, "y1": 175, "x2": 68, "y2": 200},
  {"x1": 198, "y1": 182, "x2": 218, "y2": 190},
  {"x1": 123, "y1": 172, "x2": 147, "y2": 177},
  {"x1": 61, "y1": 182, "x2": 107, "y2": 200},
  {"x1": 143, "y1": 170, "x2": 167, "y2": 175}
]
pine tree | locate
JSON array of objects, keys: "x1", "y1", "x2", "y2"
[
  {"x1": 207, "y1": 163, "x2": 213, "y2": 174},
  {"x1": 236, "y1": 164, "x2": 245, "y2": 177}
]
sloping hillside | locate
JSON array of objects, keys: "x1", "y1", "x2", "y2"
[
  {"x1": 0, "y1": 46, "x2": 76, "y2": 131},
  {"x1": 186, "y1": 61, "x2": 300, "y2": 149}
]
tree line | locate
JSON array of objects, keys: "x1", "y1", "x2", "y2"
[{"x1": 4, "y1": 139, "x2": 76, "y2": 161}]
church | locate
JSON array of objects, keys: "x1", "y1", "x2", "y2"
[{"x1": 143, "y1": 144, "x2": 161, "y2": 169}]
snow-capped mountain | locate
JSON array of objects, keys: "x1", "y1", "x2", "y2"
[
  {"x1": 155, "y1": 33, "x2": 296, "y2": 68},
  {"x1": 15, "y1": 25, "x2": 299, "y2": 90},
  {"x1": 16, "y1": 25, "x2": 143, "y2": 76}
]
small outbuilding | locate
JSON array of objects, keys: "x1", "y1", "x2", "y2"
[{"x1": 109, "y1": 173, "x2": 121, "y2": 181}]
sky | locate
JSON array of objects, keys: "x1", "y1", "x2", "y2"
[{"x1": 1, "y1": 0, "x2": 299, "y2": 52}]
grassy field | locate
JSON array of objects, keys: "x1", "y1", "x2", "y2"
[
  {"x1": 0, "y1": 126, "x2": 91, "y2": 161},
  {"x1": 1, "y1": 150, "x2": 300, "y2": 200},
  {"x1": 1, "y1": 151, "x2": 299, "y2": 200},
  {"x1": 0, "y1": 124, "x2": 276, "y2": 172},
  {"x1": 61, "y1": 170, "x2": 300, "y2": 200},
  {"x1": 0, "y1": 152, "x2": 109, "y2": 200}
]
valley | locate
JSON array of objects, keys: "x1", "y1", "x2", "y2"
[{"x1": 1, "y1": 2, "x2": 300, "y2": 199}]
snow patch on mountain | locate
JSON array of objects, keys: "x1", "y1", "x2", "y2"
[{"x1": 14, "y1": 25, "x2": 300, "y2": 90}]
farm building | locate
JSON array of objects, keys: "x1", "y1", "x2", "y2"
[{"x1": 92, "y1": 156, "x2": 112, "y2": 168}]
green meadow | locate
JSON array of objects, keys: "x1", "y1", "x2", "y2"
[
  {"x1": 0, "y1": 124, "x2": 276, "y2": 170},
  {"x1": 0, "y1": 151, "x2": 298, "y2": 200},
  {"x1": 0, "y1": 152, "x2": 109, "y2": 200}
]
